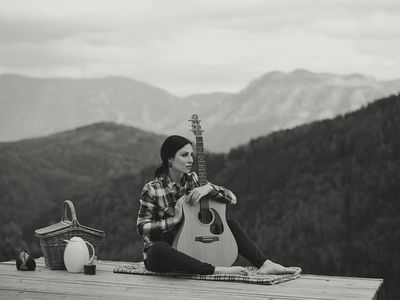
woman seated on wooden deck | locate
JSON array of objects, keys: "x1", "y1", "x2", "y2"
[{"x1": 136, "y1": 135, "x2": 296, "y2": 275}]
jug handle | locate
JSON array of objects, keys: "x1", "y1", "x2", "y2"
[{"x1": 85, "y1": 241, "x2": 96, "y2": 264}]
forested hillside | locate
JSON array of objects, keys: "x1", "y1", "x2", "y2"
[
  {"x1": 215, "y1": 94, "x2": 400, "y2": 299},
  {"x1": 0, "y1": 123, "x2": 165, "y2": 259},
  {"x1": 1, "y1": 94, "x2": 399, "y2": 299}
]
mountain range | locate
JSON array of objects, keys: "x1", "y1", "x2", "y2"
[{"x1": 1, "y1": 70, "x2": 400, "y2": 152}]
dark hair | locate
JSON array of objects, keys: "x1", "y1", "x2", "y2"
[{"x1": 154, "y1": 135, "x2": 192, "y2": 177}]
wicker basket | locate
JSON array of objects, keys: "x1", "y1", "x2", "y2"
[{"x1": 35, "y1": 200, "x2": 106, "y2": 270}]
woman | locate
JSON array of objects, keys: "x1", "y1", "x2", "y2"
[{"x1": 136, "y1": 135, "x2": 295, "y2": 275}]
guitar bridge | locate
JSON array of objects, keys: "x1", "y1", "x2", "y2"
[{"x1": 195, "y1": 236, "x2": 219, "y2": 243}]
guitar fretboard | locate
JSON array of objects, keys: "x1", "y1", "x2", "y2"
[{"x1": 195, "y1": 136, "x2": 207, "y2": 186}]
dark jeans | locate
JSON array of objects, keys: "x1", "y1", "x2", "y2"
[{"x1": 144, "y1": 219, "x2": 268, "y2": 275}]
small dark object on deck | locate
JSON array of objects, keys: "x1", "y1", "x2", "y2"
[
  {"x1": 16, "y1": 250, "x2": 36, "y2": 271},
  {"x1": 84, "y1": 264, "x2": 96, "y2": 275}
]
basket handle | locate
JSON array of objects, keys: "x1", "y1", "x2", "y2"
[{"x1": 62, "y1": 200, "x2": 80, "y2": 227}]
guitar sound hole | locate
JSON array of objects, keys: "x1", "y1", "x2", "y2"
[{"x1": 198, "y1": 209, "x2": 213, "y2": 224}]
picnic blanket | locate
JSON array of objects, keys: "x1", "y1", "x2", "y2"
[{"x1": 113, "y1": 262, "x2": 302, "y2": 285}]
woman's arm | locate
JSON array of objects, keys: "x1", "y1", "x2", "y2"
[
  {"x1": 207, "y1": 182, "x2": 237, "y2": 205},
  {"x1": 189, "y1": 172, "x2": 237, "y2": 205}
]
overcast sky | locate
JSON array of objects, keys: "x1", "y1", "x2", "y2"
[{"x1": 0, "y1": 0, "x2": 399, "y2": 96}]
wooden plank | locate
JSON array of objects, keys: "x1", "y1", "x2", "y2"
[
  {"x1": 289, "y1": 275, "x2": 383, "y2": 290},
  {"x1": 1, "y1": 264, "x2": 382, "y2": 300},
  {"x1": 0, "y1": 264, "x2": 286, "y2": 300},
  {"x1": 0, "y1": 259, "x2": 383, "y2": 300},
  {"x1": 0, "y1": 275, "x2": 295, "y2": 300}
]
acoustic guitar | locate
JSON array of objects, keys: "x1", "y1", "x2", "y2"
[{"x1": 172, "y1": 114, "x2": 238, "y2": 266}]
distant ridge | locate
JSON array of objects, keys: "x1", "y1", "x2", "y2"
[{"x1": 1, "y1": 70, "x2": 399, "y2": 151}]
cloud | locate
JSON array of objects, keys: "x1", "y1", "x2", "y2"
[{"x1": 0, "y1": 0, "x2": 400, "y2": 95}]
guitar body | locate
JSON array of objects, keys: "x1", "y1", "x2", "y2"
[
  {"x1": 172, "y1": 196, "x2": 238, "y2": 266},
  {"x1": 172, "y1": 114, "x2": 238, "y2": 267}
]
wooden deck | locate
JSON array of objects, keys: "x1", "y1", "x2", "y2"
[{"x1": 0, "y1": 258, "x2": 383, "y2": 300}]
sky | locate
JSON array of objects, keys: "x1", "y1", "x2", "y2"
[{"x1": 0, "y1": 0, "x2": 399, "y2": 96}]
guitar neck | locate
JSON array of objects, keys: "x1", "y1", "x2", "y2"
[{"x1": 195, "y1": 136, "x2": 208, "y2": 186}]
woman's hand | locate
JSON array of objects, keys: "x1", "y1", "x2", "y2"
[
  {"x1": 187, "y1": 184, "x2": 214, "y2": 205},
  {"x1": 172, "y1": 196, "x2": 185, "y2": 224}
]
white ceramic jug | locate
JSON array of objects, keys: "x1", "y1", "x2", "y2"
[{"x1": 63, "y1": 236, "x2": 95, "y2": 273}]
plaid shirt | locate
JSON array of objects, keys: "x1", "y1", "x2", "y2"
[{"x1": 136, "y1": 172, "x2": 236, "y2": 259}]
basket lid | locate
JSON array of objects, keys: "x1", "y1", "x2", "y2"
[
  {"x1": 35, "y1": 220, "x2": 105, "y2": 237},
  {"x1": 35, "y1": 220, "x2": 72, "y2": 236},
  {"x1": 34, "y1": 200, "x2": 105, "y2": 237}
]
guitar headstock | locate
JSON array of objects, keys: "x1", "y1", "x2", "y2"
[{"x1": 189, "y1": 114, "x2": 203, "y2": 137}]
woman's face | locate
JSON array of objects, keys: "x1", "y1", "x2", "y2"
[{"x1": 169, "y1": 144, "x2": 194, "y2": 174}]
